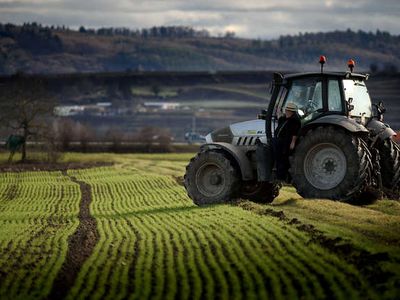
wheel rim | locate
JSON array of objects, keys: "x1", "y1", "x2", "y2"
[
  {"x1": 195, "y1": 163, "x2": 225, "y2": 197},
  {"x1": 303, "y1": 143, "x2": 347, "y2": 190}
]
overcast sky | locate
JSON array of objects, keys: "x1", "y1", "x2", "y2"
[{"x1": 0, "y1": 0, "x2": 399, "y2": 38}]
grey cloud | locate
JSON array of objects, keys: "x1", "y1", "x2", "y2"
[{"x1": 0, "y1": 0, "x2": 399, "y2": 38}]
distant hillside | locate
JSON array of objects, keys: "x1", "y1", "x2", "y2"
[{"x1": 1, "y1": 23, "x2": 399, "y2": 74}]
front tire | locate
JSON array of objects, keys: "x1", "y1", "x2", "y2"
[
  {"x1": 184, "y1": 150, "x2": 240, "y2": 206},
  {"x1": 290, "y1": 126, "x2": 373, "y2": 201}
]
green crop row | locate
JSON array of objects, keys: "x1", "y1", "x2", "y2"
[
  {"x1": 66, "y1": 167, "x2": 376, "y2": 300},
  {"x1": 1, "y1": 158, "x2": 395, "y2": 299},
  {"x1": 0, "y1": 171, "x2": 80, "y2": 299}
]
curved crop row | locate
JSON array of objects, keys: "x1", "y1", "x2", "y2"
[
  {"x1": 0, "y1": 171, "x2": 80, "y2": 299},
  {"x1": 67, "y1": 167, "x2": 375, "y2": 300}
]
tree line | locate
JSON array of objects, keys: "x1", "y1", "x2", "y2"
[
  {"x1": 2, "y1": 22, "x2": 398, "y2": 43},
  {"x1": 1, "y1": 23, "x2": 399, "y2": 74},
  {"x1": 0, "y1": 22, "x2": 227, "y2": 39}
]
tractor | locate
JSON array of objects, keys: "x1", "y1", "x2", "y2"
[{"x1": 184, "y1": 57, "x2": 400, "y2": 205}]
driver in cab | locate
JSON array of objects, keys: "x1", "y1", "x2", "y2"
[{"x1": 273, "y1": 102, "x2": 301, "y2": 181}]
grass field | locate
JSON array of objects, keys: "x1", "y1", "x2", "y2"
[{"x1": 0, "y1": 153, "x2": 399, "y2": 299}]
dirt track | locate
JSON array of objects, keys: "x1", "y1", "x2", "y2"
[{"x1": 47, "y1": 171, "x2": 100, "y2": 299}]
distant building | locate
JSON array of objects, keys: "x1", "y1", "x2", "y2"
[
  {"x1": 54, "y1": 105, "x2": 85, "y2": 116},
  {"x1": 142, "y1": 102, "x2": 181, "y2": 112},
  {"x1": 96, "y1": 102, "x2": 112, "y2": 107},
  {"x1": 54, "y1": 102, "x2": 115, "y2": 117}
]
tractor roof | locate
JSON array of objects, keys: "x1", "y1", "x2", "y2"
[{"x1": 284, "y1": 72, "x2": 368, "y2": 81}]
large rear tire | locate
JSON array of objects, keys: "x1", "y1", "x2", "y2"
[
  {"x1": 378, "y1": 138, "x2": 400, "y2": 194},
  {"x1": 290, "y1": 126, "x2": 373, "y2": 201},
  {"x1": 184, "y1": 150, "x2": 240, "y2": 206},
  {"x1": 240, "y1": 181, "x2": 281, "y2": 203}
]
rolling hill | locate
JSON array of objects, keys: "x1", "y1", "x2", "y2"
[{"x1": 1, "y1": 23, "x2": 399, "y2": 75}]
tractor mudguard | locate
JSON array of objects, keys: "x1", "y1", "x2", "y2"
[
  {"x1": 301, "y1": 115, "x2": 369, "y2": 135},
  {"x1": 367, "y1": 119, "x2": 396, "y2": 141},
  {"x1": 201, "y1": 142, "x2": 254, "y2": 180}
]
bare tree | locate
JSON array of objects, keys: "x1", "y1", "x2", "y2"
[
  {"x1": 76, "y1": 122, "x2": 95, "y2": 152},
  {"x1": 157, "y1": 129, "x2": 173, "y2": 152},
  {"x1": 106, "y1": 127, "x2": 124, "y2": 152},
  {"x1": 151, "y1": 85, "x2": 161, "y2": 97},
  {"x1": 0, "y1": 74, "x2": 56, "y2": 162},
  {"x1": 42, "y1": 124, "x2": 64, "y2": 163},
  {"x1": 56, "y1": 118, "x2": 76, "y2": 151},
  {"x1": 137, "y1": 126, "x2": 156, "y2": 152},
  {"x1": 137, "y1": 126, "x2": 172, "y2": 152}
]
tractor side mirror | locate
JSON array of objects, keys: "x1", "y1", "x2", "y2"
[
  {"x1": 373, "y1": 101, "x2": 386, "y2": 122},
  {"x1": 378, "y1": 101, "x2": 386, "y2": 114},
  {"x1": 346, "y1": 98, "x2": 354, "y2": 115}
]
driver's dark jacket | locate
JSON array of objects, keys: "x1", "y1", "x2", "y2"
[
  {"x1": 273, "y1": 115, "x2": 301, "y2": 180},
  {"x1": 275, "y1": 115, "x2": 301, "y2": 154}
]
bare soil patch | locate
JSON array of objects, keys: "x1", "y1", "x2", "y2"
[{"x1": 47, "y1": 172, "x2": 100, "y2": 299}]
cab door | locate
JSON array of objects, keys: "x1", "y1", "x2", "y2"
[{"x1": 273, "y1": 77, "x2": 325, "y2": 135}]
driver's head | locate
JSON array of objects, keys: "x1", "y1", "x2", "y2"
[{"x1": 285, "y1": 102, "x2": 297, "y2": 117}]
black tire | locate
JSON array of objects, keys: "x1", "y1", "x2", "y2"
[
  {"x1": 184, "y1": 150, "x2": 240, "y2": 206},
  {"x1": 290, "y1": 126, "x2": 373, "y2": 201},
  {"x1": 240, "y1": 181, "x2": 281, "y2": 203},
  {"x1": 377, "y1": 139, "x2": 400, "y2": 191}
]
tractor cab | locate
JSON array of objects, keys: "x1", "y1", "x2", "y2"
[{"x1": 269, "y1": 71, "x2": 373, "y2": 138}]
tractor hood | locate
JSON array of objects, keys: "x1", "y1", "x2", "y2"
[{"x1": 206, "y1": 119, "x2": 267, "y2": 146}]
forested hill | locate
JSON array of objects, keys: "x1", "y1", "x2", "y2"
[{"x1": 1, "y1": 23, "x2": 399, "y2": 75}]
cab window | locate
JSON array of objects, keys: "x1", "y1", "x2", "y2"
[
  {"x1": 284, "y1": 78, "x2": 323, "y2": 120},
  {"x1": 343, "y1": 79, "x2": 372, "y2": 117},
  {"x1": 328, "y1": 80, "x2": 342, "y2": 112}
]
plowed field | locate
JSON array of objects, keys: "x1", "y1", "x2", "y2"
[{"x1": 0, "y1": 153, "x2": 399, "y2": 300}]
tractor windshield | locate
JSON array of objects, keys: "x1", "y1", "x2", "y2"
[
  {"x1": 342, "y1": 79, "x2": 372, "y2": 118},
  {"x1": 284, "y1": 78, "x2": 323, "y2": 121}
]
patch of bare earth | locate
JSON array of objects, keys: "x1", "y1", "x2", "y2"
[{"x1": 47, "y1": 171, "x2": 100, "y2": 299}]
